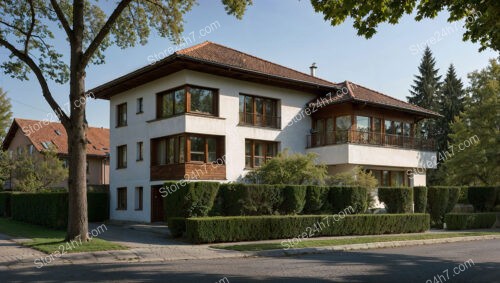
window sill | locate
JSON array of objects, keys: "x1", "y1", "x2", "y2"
[
  {"x1": 136, "y1": 111, "x2": 144, "y2": 115},
  {"x1": 136, "y1": 159, "x2": 143, "y2": 162},
  {"x1": 134, "y1": 208, "x2": 143, "y2": 211},
  {"x1": 116, "y1": 208, "x2": 127, "y2": 211},
  {"x1": 147, "y1": 113, "x2": 225, "y2": 123},
  {"x1": 116, "y1": 167, "x2": 127, "y2": 170},
  {"x1": 237, "y1": 123, "x2": 281, "y2": 130}
]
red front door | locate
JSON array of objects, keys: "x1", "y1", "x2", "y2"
[{"x1": 150, "y1": 186, "x2": 164, "y2": 222}]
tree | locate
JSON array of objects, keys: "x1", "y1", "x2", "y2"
[
  {"x1": 310, "y1": 1, "x2": 499, "y2": 52},
  {"x1": 408, "y1": 46, "x2": 441, "y2": 139},
  {"x1": 0, "y1": 0, "x2": 252, "y2": 241},
  {"x1": 327, "y1": 166, "x2": 378, "y2": 208},
  {"x1": 12, "y1": 149, "x2": 68, "y2": 192},
  {"x1": 440, "y1": 59, "x2": 500, "y2": 185},
  {"x1": 244, "y1": 149, "x2": 328, "y2": 185},
  {"x1": 0, "y1": 150, "x2": 14, "y2": 188},
  {"x1": 0, "y1": 88, "x2": 12, "y2": 141}
]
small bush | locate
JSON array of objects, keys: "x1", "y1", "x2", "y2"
[
  {"x1": 445, "y1": 213, "x2": 497, "y2": 230},
  {"x1": 413, "y1": 186, "x2": 427, "y2": 213},
  {"x1": 167, "y1": 217, "x2": 186, "y2": 237},
  {"x1": 186, "y1": 214, "x2": 430, "y2": 243},
  {"x1": 329, "y1": 186, "x2": 367, "y2": 214},
  {"x1": 163, "y1": 182, "x2": 220, "y2": 220},
  {"x1": 378, "y1": 187, "x2": 413, "y2": 213},
  {"x1": 0, "y1": 191, "x2": 12, "y2": 217},
  {"x1": 218, "y1": 184, "x2": 282, "y2": 216},
  {"x1": 279, "y1": 185, "x2": 307, "y2": 214},
  {"x1": 468, "y1": 186, "x2": 497, "y2": 212},
  {"x1": 303, "y1": 186, "x2": 330, "y2": 214},
  {"x1": 427, "y1": 186, "x2": 450, "y2": 227}
]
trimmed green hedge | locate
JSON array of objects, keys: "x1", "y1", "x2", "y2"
[
  {"x1": 329, "y1": 186, "x2": 367, "y2": 214},
  {"x1": 167, "y1": 217, "x2": 186, "y2": 237},
  {"x1": 218, "y1": 184, "x2": 282, "y2": 216},
  {"x1": 378, "y1": 187, "x2": 413, "y2": 213},
  {"x1": 186, "y1": 214, "x2": 430, "y2": 243},
  {"x1": 303, "y1": 186, "x2": 330, "y2": 214},
  {"x1": 445, "y1": 213, "x2": 497, "y2": 230},
  {"x1": 413, "y1": 186, "x2": 427, "y2": 213},
  {"x1": 10, "y1": 192, "x2": 109, "y2": 229},
  {"x1": 0, "y1": 191, "x2": 12, "y2": 217},
  {"x1": 427, "y1": 186, "x2": 461, "y2": 227},
  {"x1": 468, "y1": 186, "x2": 497, "y2": 212},
  {"x1": 279, "y1": 185, "x2": 307, "y2": 214},
  {"x1": 446, "y1": 187, "x2": 462, "y2": 212},
  {"x1": 457, "y1": 187, "x2": 469, "y2": 204},
  {"x1": 163, "y1": 181, "x2": 220, "y2": 219}
]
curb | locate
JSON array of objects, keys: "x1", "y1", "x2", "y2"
[{"x1": 253, "y1": 235, "x2": 500, "y2": 257}]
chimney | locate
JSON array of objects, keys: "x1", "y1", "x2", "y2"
[{"x1": 309, "y1": 63, "x2": 317, "y2": 77}]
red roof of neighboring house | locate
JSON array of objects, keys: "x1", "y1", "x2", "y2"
[
  {"x1": 90, "y1": 41, "x2": 439, "y2": 118},
  {"x1": 2, "y1": 118, "x2": 109, "y2": 157},
  {"x1": 308, "y1": 81, "x2": 441, "y2": 118}
]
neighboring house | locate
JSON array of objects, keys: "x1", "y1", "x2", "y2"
[
  {"x1": 90, "y1": 41, "x2": 440, "y2": 223},
  {"x1": 2, "y1": 118, "x2": 110, "y2": 189}
]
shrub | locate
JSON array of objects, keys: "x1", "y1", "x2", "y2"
[
  {"x1": 303, "y1": 186, "x2": 330, "y2": 214},
  {"x1": 457, "y1": 187, "x2": 469, "y2": 204},
  {"x1": 163, "y1": 182, "x2": 220, "y2": 220},
  {"x1": 378, "y1": 187, "x2": 413, "y2": 213},
  {"x1": 446, "y1": 187, "x2": 462, "y2": 213},
  {"x1": 0, "y1": 191, "x2": 12, "y2": 217},
  {"x1": 218, "y1": 184, "x2": 282, "y2": 216},
  {"x1": 186, "y1": 214, "x2": 430, "y2": 243},
  {"x1": 468, "y1": 186, "x2": 497, "y2": 212},
  {"x1": 413, "y1": 186, "x2": 427, "y2": 213},
  {"x1": 329, "y1": 186, "x2": 367, "y2": 214},
  {"x1": 445, "y1": 213, "x2": 497, "y2": 230},
  {"x1": 167, "y1": 217, "x2": 186, "y2": 237},
  {"x1": 279, "y1": 185, "x2": 307, "y2": 214},
  {"x1": 427, "y1": 186, "x2": 450, "y2": 227},
  {"x1": 10, "y1": 192, "x2": 108, "y2": 229}
]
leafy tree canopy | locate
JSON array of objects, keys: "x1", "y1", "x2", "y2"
[
  {"x1": 310, "y1": 0, "x2": 499, "y2": 52},
  {"x1": 0, "y1": 88, "x2": 12, "y2": 141}
]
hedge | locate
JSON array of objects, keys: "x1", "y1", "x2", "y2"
[
  {"x1": 167, "y1": 217, "x2": 186, "y2": 237},
  {"x1": 427, "y1": 186, "x2": 461, "y2": 227},
  {"x1": 186, "y1": 214, "x2": 430, "y2": 243},
  {"x1": 413, "y1": 186, "x2": 427, "y2": 213},
  {"x1": 468, "y1": 186, "x2": 497, "y2": 212},
  {"x1": 0, "y1": 191, "x2": 12, "y2": 217},
  {"x1": 279, "y1": 185, "x2": 307, "y2": 214},
  {"x1": 329, "y1": 186, "x2": 367, "y2": 214},
  {"x1": 378, "y1": 187, "x2": 413, "y2": 213},
  {"x1": 303, "y1": 186, "x2": 330, "y2": 214},
  {"x1": 457, "y1": 187, "x2": 469, "y2": 204},
  {"x1": 445, "y1": 213, "x2": 497, "y2": 230},
  {"x1": 10, "y1": 192, "x2": 109, "y2": 229},
  {"x1": 218, "y1": 184, "x2": 282, "y2": 216},
  {"x1": 163, "y1": 181, "x2": 220, "y2": 220},
  {"x1": 446, "y1": 187, "x2": 462, "y2": 213}
]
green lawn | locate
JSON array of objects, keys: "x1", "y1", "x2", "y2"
[
  {"x1": 0, "y1": 218, "x2": 125, "y2": 253},
  {"x1": 212, "y1": 231, "x2": 500, "y2": 252}
]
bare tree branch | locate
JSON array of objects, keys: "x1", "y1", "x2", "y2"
[
  {"x1": 50, "y1": 0, "x2": 73, "y2": 39},
  {"x1": 24, "y1": 0, "x2": 36, "y2": 54},
  {"x1": 80, "y1": 0, "x2": 132, "y2": 68},
  {"x1": 0, "y1": 38, "x2": 70, "y2": 125}
]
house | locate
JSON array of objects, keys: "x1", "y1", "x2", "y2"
[
  {"x1": 2, "y1": 118, "x2": 110, "y2": 189},
  {"x1": 90, "y1": 41, "x2": 439, "y2": 223}
]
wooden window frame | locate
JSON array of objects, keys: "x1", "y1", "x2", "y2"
[
  {"x1": 151, "y1": 134, "x2": 224, "y2": 165},
  {"x1": 239, "y1": 93, "x2": 279, "y2": 128},
  {"x1": 117, "y1": 187, "x2": 127, "y2": 210},
  {"x1": 116, "y1": 103, "x2": 127, "y2": 127},
  {"x1": 117, "y1": 145, "x2": 127, "y2": 169},
  {"x1": 156, "y1": 85, "x2": 219, "y2": 119},
  {"x1": 245, "y1": 139, "x2": 279, "y2": 169}
]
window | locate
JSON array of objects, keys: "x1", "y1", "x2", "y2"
[
  {"x1": 151, "y1": 134, "x2": 222, "y2": 165},
  {"x1": 239, "y1": 94, "x2": 279, "y2": 128},
  {"x1": 86, "y1": 161, "x2": 90, "y2": 174},
  {"x1": 336, "y1": 115, "x2": 351, "y2": 143},
  {"x1": 117, "y1": 187, "x2": 127, "y2": 210},
  {"x1": 135, "y1": 187, "x2": 143, "y2": 210},
  {"x1": 156, "y1": 86, "x2": 217, "y2": 119},
  {"x1": 136, "y1": 97, "x2": 143, "y2": 114},
  {"x1": 28, "y1": 145, "x2": 34, "y2": 155},
  {"x1": 356, "y1": 116, "x2": 370, "y2": 143},
  {"x1": 245, "y1": 139, "x2": 278, "y2": 168},
  {"x1": 117, "y1": 145, "x2": 127, "y2": 169},
  {"x1": 116, "y1": 103, "x2": 127, "y2": 127},
  {"x1": 136, "y1": 142, "x2": 143, "y2": 161}
]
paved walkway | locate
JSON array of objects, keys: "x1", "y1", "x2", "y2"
[{"x1": 0, "y1": 233, "x2": 45, "y2": 271}]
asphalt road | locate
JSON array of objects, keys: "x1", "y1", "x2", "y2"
[{"x1": 1, "y1": 239, "x2": 499, "y2": 283}]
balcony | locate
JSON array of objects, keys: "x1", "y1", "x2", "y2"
[
  {"x1": 307, "y1": 130, "x2": 435, "y2": 151},
  {"x1": 239, "y1": 112, "x2": 281, "y2": 129}
]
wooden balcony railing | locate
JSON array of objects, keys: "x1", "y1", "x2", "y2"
[
  {"x1": 307, "y1": 130, "x2": 435, "y2": 151},
  {"x1": 239, "y1": 112, "x2": 281, "y2": 129}
]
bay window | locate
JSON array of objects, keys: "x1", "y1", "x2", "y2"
[
  {"x1": 151, "y1": 134, "x2": 223, "y2": 165},
  {"x1": 156, "y1": 85, "x2": 217, "y2": 118}
]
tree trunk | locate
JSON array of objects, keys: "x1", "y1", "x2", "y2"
[{"x1": 65, "y1": 0, "x2": 88, "y2": 241}]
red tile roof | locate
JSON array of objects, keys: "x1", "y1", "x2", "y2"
[
  {"x1": 3, "y1": 118, "x2": 109, "y2": 157},
  {"x1": 308, "y1": 81, "x2": 441, "y2": 118}
]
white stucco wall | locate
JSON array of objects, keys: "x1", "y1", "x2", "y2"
[{"x1": 108, "y1": 70, "x2": 316, "y2": 222}]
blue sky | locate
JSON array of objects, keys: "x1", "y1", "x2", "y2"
[{"x1": 0, "y1": 0, "x2": 497, "y2": 128}]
